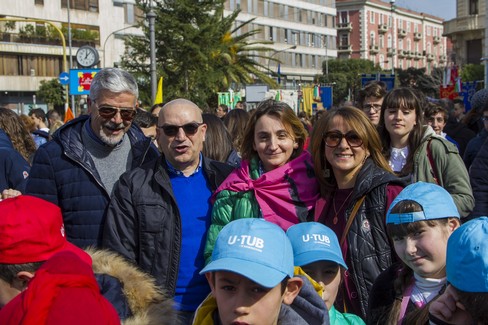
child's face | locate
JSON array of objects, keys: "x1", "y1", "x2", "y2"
[
  {"x1": 207, "y1": 271, "x2": 300, "y2": 325},
  {"x1": 302, "y1": 261, "x2": 341, "y2": 310},
  {"x1": 392, "y1": 220, "x2": 459, "y2": 279}
]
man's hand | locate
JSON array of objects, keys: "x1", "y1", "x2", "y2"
[
  {"x1": 1, "y1": 189, "x2": 22, "y2": 200},
  {"x1": 429, "y1": 285, "x2": 473, "y2": 325}
]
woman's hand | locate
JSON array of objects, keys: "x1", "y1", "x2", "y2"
[{"x1": 429, "y1": 285, "x2": 473, "y2": 325}]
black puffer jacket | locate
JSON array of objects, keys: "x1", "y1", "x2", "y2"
[
  {"x1": 343, "y1": 159, "x2": 404, "y2": 318},
  {"x1": 25, "y1": 115, "x2": 158, "y2": 248},
  {"x1": 102, "y1": 155, "x2": 234, "y2": 295},
  {"x1": 468, "y1": 136, "x2": 488, "y2": 219}
]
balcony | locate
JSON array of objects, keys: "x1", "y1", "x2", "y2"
[
  {"x1": 369, "y1": 44, "x2": 379, "y2": 54},
  {"x1": 433, "y1": 36, "x2": 441, "y2": 44},
  {"x1": 439, "y1": 55, "x2": 447, "y2": 63},
  {"x1": 338, "y1": 44, "x2": 353, "y2": 53},
  {"x1": 413, "y1": 52, "x2": 423, "y2": 60},
  {"x1": 398, "y1": 29, "x2": 407, "y2": 38},
  {"x1": 414, "y1": 32, "x2": 422, "y2": 40},
  {"x1": 337, "y1": 22, "x2": 353, "y2": 32},
  {"x1": 378, "y1": 24, "x2": 389, "y2": 34},
  {"x1": 406, "y1": 51, "x2": 415, "y2": 58},
  {"x1": 443, "y1": 15, "x2": 484, "y2": 36},
  {"x1": 387, "y1": 48, "x2": 396, "y2": 57},
  {"x1": 397, "y1": 50, "x2": 406, "y2": 58},
  {"x1": 426, "y1": 53, "x2": 435, "y2": 61}
]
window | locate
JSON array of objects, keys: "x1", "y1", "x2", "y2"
[
  {"x1": 341, "y1": 12, "x2": 348, "y2": 23},
  {"x1": 61, "y1": 0, "x2": 98, "y2": 12},
  {"x1": 370, "y1": 11, "x2": 375, "y2": 24},
  {"x1": 370, "y1": 32, "x2": 375, "y2": 45},
  {"x1": 427, "y1": 42, "x2": 431, "y2": 53},
  {"x1": 387, "y1": 34, "x2": 392, "y2": 48},
  {"x1": 427, "y1": 26, "x2": 431, "y2": 36},
  {"x1": 35, "y1": 0, "x2": 44, "y2": 4},
  {"x1": 0, "y1": 54, "x2": 62, "y2": 77},
  {"x1": 406, "y1": 21, "x2": 410, "y2": 32},
  {"x1": 269, "y1": 26, "x2": 273, "y2": 41},
  {"x1": 399, "y1": 39, "x2": 403, "y2": 50},
  {"x1": 407, "y1": 39, "x2": 411, "y2": 51},
  {"x1": 379, "y1": 34, "x2": 384, "y2": 48},
  {"x1": 469, "y1": 0, "x2": 479, "y2": 15},
  {"x1": 340, "y1": 34, "x2": 348, "y2": 46}
]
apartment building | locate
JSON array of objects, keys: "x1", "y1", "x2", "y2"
[
  {"x1": 336, "y1": 0, "x2": 447, "y2": 73},
  {"x1": 0, "y1": 0, "x2": 139, "y2": 110},
  {"x1": 444, "y1": 0, "x2": 486, "y2": 65},
  {"x1": 224, "y1": 0, "x2": 337, "y2": 85}
]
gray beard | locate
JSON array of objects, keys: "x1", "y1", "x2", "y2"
[{"x1": 98, "y1": 122, "x2": 126, "y2": 146}]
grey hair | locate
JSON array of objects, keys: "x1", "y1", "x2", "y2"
[{"x1": 89, "y1": 68, "x2": 139, "y2": 104}]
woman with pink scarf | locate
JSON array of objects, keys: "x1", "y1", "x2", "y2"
[{"x1": 204, "y1": 99, "x2": 319, "y2": 264}]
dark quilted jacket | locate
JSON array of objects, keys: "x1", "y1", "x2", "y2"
[
  {"x1": 468, "y1": 136, "x2": 488, "y2": 219},
  {"x1": 25, "y1": 115, "x2": 159, "y2": 248},
  {"x1": 343, "y1": 159, "x2": 404, "y2": 319},
  {"x1": 102, "y1": 156, "x2": 234, "y2": 294}
]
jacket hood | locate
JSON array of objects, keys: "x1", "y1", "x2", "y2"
[{"x1": 86, "y1": 248, "x2": 176, "y2": 325}]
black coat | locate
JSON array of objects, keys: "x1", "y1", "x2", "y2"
[
  {"x1": 468, "y1": 136, "x2": 488, "y2": 219},
  {"x1": 0, "y1": 129, "x2": 30, "y2": 193},
  {"x1": 343, "y1": 159, "x2": 405, "y2": 318},
  {"x1": 102, "y1": 155, "x2": 234, "y2": 294},
  {"x1": 25, "y1": 115, "x2": 158, "y2": 248}
]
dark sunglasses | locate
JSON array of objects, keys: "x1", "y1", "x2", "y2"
[
  {"x1": 159, "y1": 122, "x2": 203, "y2": 137},
  {"x1": 97, "y1": 105, "x2": 136, "y2": 121},
  {"x1": 324, "y1": 131, "x2": 363, "y2": 148}
]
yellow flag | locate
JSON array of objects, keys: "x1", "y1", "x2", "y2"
[{"x1": 154, "y1": 77, "x2": 163, "y2": 105}]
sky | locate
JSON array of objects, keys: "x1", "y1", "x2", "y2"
[{"x1": 387, "y1": 0, "x2": 456, "y2": 20}]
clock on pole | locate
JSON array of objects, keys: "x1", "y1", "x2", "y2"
[{"x1": 76, "y1": 45, "x2": 99, "y2": 68}]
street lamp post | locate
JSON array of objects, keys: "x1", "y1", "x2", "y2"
[
  {"x1": 147, "y1": 0, "x2": 157, "y2": 104},
  {"x1": 267, "y1": 45, "x2": 297, "y2": 84},
  {"x1": 103, "y1": 25, "x2": 137, "y2": 68},
  {"x1": 390, "y1": 0, "x2": 395, "y2": 75}
]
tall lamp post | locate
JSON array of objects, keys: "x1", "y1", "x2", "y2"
[
  {"x1": 102, "y1": 25, "x2": 138, "y2": 68},
  {"x1": 147, "y1": 0, "x2": 157, "y2": 104},
  {"x1": 390, "y1": 0, "x2": 395, "y2": 75},
  {"x1": 267, "y1": 45, "x2": 297, "y2": 84}
]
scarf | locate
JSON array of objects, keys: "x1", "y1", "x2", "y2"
[{"x1": 213, "y1": 151, "x2": 319, "y2": 230}]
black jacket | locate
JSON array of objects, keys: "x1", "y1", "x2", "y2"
[
  {"x1": 25, "y1": 115, "x2": 158, "y2": 248},
  {"x1": 468, "y1": 136, "x2": 488, "y2": 219},
  {"x1": 102, "y1": 155, "x2": 234, "y2": 295},
  {"x1": 0, "y1": 129, "x2": 30, "y2": 193},
  {"x1": 343, "y1": 159, "x2": 404, "y2": 318}
]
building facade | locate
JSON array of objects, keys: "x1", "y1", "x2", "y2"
[
  {"x1": 224, "y1": 0, "x2": 337, "y2": 86},
  {"x1": 444, "y1": 0, "x2": 486, "y2": 65},
  {"x1": 336, "y1": 0, "x2": 448, "y2": 73},
  {"x1": 0, "y1": 0, "x2": 140, "y2": 111}
]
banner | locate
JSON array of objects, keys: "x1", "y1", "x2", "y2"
[{"x1": 154, "y1": 77, "x2": 163, "y2": 105}]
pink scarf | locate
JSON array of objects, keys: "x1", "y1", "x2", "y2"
[{"x1": 214, "y1": 151, "x2": 319, "y2": 230}]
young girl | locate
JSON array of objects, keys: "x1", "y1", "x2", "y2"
[
  {"x1": 377, "y1": 87, "x2": 474, "y2": 218},
  {"x1": 368, "y1": 182, "x2": 461, "y2": 324}
]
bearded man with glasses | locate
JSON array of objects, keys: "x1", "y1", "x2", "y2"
[
  {"x1": 103, "y1": 98, "x2": 234, "y2": 325},
  {"x1": 25, "y1": 68, "x2": 159, "y2": 248}
]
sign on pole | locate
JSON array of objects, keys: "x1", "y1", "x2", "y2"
[
  {"x1": 69, "y1": 69, "x2": 100, "y2": 95},
  {"x1": 59, "y1": 72, "x2": 69, "y2": 85}
]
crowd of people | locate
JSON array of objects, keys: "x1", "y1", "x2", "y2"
[{"x1": 0, "y1": 68, "x2": 487, "y2": 325}]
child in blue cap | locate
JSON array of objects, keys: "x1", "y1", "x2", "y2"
[
  {"x1": 367, "y1": 182, "x2": 461, "y2": 325},
  {"x1": 195, "y1": 218, "x2": 329, "y2": 325},
  {"x1": 429, "y1": 217, "x2": 488, "y2": 324},
  {"x1": 287, "y1": 222, "x2": 365, "y2": 325}
]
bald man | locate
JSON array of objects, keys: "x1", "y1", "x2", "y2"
[{"x1": 103, "y1": 99, "x2": 234, "y2": 324}]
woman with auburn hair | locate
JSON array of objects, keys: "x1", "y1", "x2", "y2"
[
  {"x1": 377, "y1": 87, "x2": 474, "y2": 218},
  {"x1": 205, "y1": 99, "x2": 320, "y2": 264},
  {"x1": 222, "y1": 108, "x2": 250, "y2": 154},
  {"x1": 309, "y1": 106, "x2": 405, "y2": 319}
]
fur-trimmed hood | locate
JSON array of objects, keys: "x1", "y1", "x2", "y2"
[{"x1": 86, "y1": 248, "x2": 175, "y2": 325}]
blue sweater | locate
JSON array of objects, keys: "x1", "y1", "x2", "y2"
[{"x1": 170, "y1": 166, "x2": 213, "y2": 311}]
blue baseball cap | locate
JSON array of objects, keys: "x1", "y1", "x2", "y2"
[
  {"x1": 200, "y1": 218, "x2": 294, "y2": 288},
  {"x1": 386, "y1": 182, "x2": 460, "y2": 225},
  {"x1": 447, "y1": 217, "x2": 488, "y2": 293},
  {"x1": 286, "y1": 222, "x2": 347, "y2": 270}
]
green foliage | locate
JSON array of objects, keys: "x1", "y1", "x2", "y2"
[
  {"x1": 120, "y1": 0, "x2": 277, "y2": 107},
  {"x1": 3, "y1": 21, "x2": 15, "y2": 32},
  {"x1": 37, "y1": 79, "x2": 65, "y2": 106},
  {"x1": 461, "y1": 64, "x2": 484, "y2": 82},
  {"x1": 318, "y1": 58, "x2": 379, "y2": 104}
]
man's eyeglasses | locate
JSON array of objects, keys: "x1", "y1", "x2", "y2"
[
  {"x1": 362, "y1": 104, "x2": 382, "y2": 112},
  {"x1": 158, "y1": 122, "x2": 204, "y2": 137},
  {"x1": 324, "y1": 131, "x2": 363, "y2": 148},
  {"x1": 96, "y1": 104, "x2": 136, "y2": 121}
]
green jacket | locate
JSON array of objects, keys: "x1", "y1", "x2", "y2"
[
  {"x1": 329, "y1": 306, "x2": 365, "y2": 325},
  {"x1": 412, "y1": 126, "x2": 474, "y2": 218},
  {"x1": 204, "y1": 158, "x2": 261, "y2": 265}
]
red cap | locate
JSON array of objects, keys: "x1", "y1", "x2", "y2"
[{"x1": 0, "y1": 195, "x2": 91, "y2": 265}]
